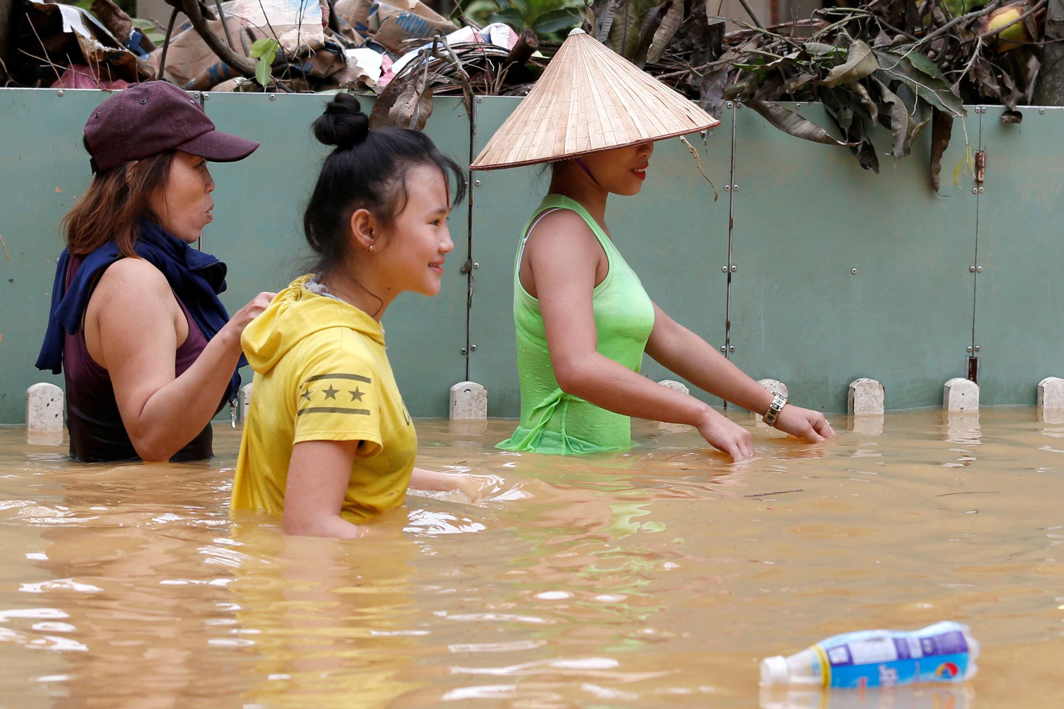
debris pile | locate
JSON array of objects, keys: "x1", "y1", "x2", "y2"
[
  {"x1": 1, "y1": 0, "x2": 1057, "y2": 186},
  {"x1": 645, "y1": 0, "x2": 1047, "y2": 183}
]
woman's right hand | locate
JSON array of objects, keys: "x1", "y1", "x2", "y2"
[
  {"x1": 695, "y1": 407, "x2": 755, "y2": 461},
  {"x1": 220, "y1": 291, "x2": 275, "y2": 346}
]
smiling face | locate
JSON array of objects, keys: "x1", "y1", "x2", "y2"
[
  {"x1": 372, "y1": 163, "x2": 455, "y2": 297},
  {"x1": 148, "y1": 151, "x2": 215, "y2": 242},
  {"x1": 577, "y1": 142, "x2": 655, "y2": 196}
]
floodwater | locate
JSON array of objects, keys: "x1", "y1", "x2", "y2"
[{"x1": 0, "y1": 409, "x2": 1061, "y2": 708}]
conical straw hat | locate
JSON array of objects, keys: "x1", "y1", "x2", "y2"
[{"x1": 470, "y1": 28, "x2": 719, "y2": 171}]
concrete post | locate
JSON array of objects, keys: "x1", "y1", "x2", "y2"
[
  {"x1": 450, "y1": 381, "x2": 487, "y2": 420},
  {"x1": 239, "y1": 382, "x2": 254, "y2": 424},
  {"x1": 657, "y1": 379, "x2": 690, "y2": 396},
  {"x1": 849, "y1": 416, "x2": 884, "y2": 436},
  {"x1": 848, "y1": 378, "x2": 885, "y2": 416},
  {"x1": 26, "y1": 383, "x2": 64, "y2": 445},
  {"x1": 1038, "y1": 376, "x2": 1064, "y2": 410},
  {"x1": 943, "y1": 377, "x2": 979, "y2": 413}
]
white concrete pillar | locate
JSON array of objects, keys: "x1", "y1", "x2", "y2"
[
  {"x1": 450, "y1": 381, "x2": 487, "y2": 420},
  {"x1": 943, "y1": 377, "x2": 979, "y2": 413},
  {"x1": 658, "y1": 379, "x2": 690, "y2": 396},
  {"x1": 450, "y1": 419, "x2": 490, "y2": 437},
  {"x1": 754, "y1": 378, "x2": 788, "y2": 426},
  {"x1": 1038, "y1": 377, "x2": 1064, "y2": 410},
  {"x1": 239, "y1": 382, "x2": 254, "y2": 424},
  {"x1": 849, "y1": 415, "x2": 884, "y2": 436},
  {"x1": 26, "y1": 383, "x2": 64, "y2": 445},
  {"x1": 1037, "y1": 377, "x2": 1064, "y2": 423},
  {"x1": 945, "y1": 411, "x2": 982, "y2": 444},
  {"x1": 848, "y1": 378, "x2": 885, "y2": 416}
]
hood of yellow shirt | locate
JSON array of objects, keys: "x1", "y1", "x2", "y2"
[{"x1": 241, "y1": 274, "x2": 385, "y2": 375}]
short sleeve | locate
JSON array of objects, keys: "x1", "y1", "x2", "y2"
[{"x1": 292, "y1": 334, "x2": 382, "y2": 456}]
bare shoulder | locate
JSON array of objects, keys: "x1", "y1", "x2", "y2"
[
  {"x1": 95, "y1": 257, "x2": 172, "y2": 301},
  {"x1": 90, "y1": 257, "x2": 178, "y2": 323},
  {"x1": 526, "y1": 209, "x2": 599, "y2": 255}
]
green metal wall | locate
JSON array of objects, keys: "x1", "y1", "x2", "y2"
[{"x1": 1, "y1": 88, "x2": 1060, "y2": 423}]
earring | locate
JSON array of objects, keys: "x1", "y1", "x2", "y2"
[{"x1": 369, "y1": 243, "x2": 376, "y2": 253}]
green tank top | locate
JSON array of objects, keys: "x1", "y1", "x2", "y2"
[{"x1": 497, "y1": 195, "x2": 656, "y2": 455}]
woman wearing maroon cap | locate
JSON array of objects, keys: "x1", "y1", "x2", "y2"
[{"x1": 37, "y1": 81, "x2": 275, "y2": 462}]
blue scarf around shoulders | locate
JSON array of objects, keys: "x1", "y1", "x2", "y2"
[{"x1": 36, "y1": 221, "x2": 242, "y2": 405}]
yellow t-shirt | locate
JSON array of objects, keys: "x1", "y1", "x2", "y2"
[{"x1": 231, "y1": 275, "x2": 416, "y2": 523}]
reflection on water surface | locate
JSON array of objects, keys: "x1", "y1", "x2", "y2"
[{"x1": 0, "y1": 409, "x2": 1061, "y2": 707}]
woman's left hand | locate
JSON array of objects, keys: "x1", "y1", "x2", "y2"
[
  {"x1": 773, "y1": 405, "x2": 835, "y2": 442},
  {"x1": 455, "y1": 474, "x2": 502, "y2": 503}
]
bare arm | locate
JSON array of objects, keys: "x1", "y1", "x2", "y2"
[
  {"x1": 283, "y1": 440, "x2": 365, "y2": 538},
  {"x1": 410, "y1": 467, "x2": 492, "y2": 501},
  {"x1": 89, "y1": 259, "x2": 274, "y2": 461},
  {"x1": 646, "y1": 304, "x2": 834, "y2": 442},
  {"x1": 646, "y1": 305, "x2": 774, "y2": 412},
  {"x1": 526, "y1": 212, "x2": 754, "y2": 459}
]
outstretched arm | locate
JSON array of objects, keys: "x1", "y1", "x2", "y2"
[
  {"x1": 527, "y1": 211, "x2": 755, "y2": 459},
  {"x1": 645, "y1": 304, "x2": 833, "y2": 442}
]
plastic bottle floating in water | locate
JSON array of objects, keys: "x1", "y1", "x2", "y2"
[
  {"x1": 760, "y1": 622, "x2": 979, "y2": 690},
  {"x1": 759, "y1": 685, "x2": 974, "y2": 709}
]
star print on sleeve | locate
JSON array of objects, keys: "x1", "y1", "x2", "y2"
[{"x1": 297, "y1": 373, "x2": 373, "y2": 416}]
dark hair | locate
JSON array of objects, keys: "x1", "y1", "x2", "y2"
[
  {"x1": 303, "y1": 93, "x2": 467, "y2": 273},
  {"x1": 63, "y1": 149, "x2": 174, "y2": 257}
]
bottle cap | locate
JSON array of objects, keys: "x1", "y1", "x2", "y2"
[{"x1": 760, "y1": 655, "x2": 789, "y2": 685}]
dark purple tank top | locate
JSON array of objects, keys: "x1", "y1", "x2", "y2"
[{"x1": 63, "y1": 256, "x2": 215, "y2": 462}]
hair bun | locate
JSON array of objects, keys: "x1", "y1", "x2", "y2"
[{"x1": 313, "y1": 94, "x2": 369, "y2": 150}]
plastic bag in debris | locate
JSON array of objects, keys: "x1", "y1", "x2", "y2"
[
  {"x1": 332, "y1": 0, "x2": 456, "y2": 54},
  {"x1": 223, "y1": 0, "x2": 326, "y2": 54},
  {"x1": 386, "y1": 22, "x2": 518, "y2": 85}
]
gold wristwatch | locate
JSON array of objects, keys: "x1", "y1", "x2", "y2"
[{"x1": 763, "y1": 391, "x2": 787, "y2": 426}]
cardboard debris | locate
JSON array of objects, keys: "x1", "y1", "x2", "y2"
[
  {"x1": 333, "y1": 0, "x2": 456, "y2": 54},
  {"x1": 145, "y1": 16, "x2": 266, "y2": 88},
  {"x1": 11, "y1": 0, "x2": 535, "y2": 94}
]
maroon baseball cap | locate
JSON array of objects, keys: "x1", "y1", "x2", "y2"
[{"x1": 84, "y1": 81, "x2": 259, "y2": 172}]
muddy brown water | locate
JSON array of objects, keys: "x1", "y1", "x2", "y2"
[{"x1": 0, "y1": 409, "x2": 1061, "y2": 708}]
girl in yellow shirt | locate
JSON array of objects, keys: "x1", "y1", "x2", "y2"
[{"x1": 232, "y1": 94, "x2": 483, "y2": 538}]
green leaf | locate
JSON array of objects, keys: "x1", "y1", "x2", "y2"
[
  {"x1": 255, "y1": 59, "x2": 271, "y2": 88},
  {"x1": 823, "y1": 40, "x2": 878, "y2": 87},
  {"x1": 874, "y1": 50, "x2": 965, "y2": 118},
  {"x1": 250, "y1": 38, "x2": 279, "y2": 60},
  {"x1": 463, "y1": 0, "x2": 500, "y2": 24},
  {"x1": 533, "y1": 8, "x2": 582, "y2": 35},
  {"x1": 490, "y1": 7, "x2": 526, "y2": 31},
  {"x1": 905, "y1": 49, "x2": 947, "y2": 82},
  {"x1": 803, "y1": 42, "x2": 839, "y2": 57}
]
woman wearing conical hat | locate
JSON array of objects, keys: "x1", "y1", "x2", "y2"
[{"x1": 473, "y1": 29, "x2": 834, "y2": 459}]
